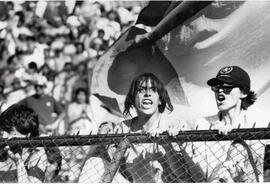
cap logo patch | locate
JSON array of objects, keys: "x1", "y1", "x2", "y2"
[{"x1": 219, "y1": 66, "x2": 233, "y2": 74}]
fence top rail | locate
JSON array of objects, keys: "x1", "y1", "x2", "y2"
[{"x1": 0, "y1": 127, "x2": 270, "y2": 148}]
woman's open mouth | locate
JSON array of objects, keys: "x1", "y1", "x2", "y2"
[
  {"x1": 217, "y1": 94, "x2": 225, "y2": 102},
  {"x1": 142, "y1": 99, "x2": 153, "y2": 108}
]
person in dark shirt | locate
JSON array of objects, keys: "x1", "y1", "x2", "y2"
[{"x1": 18, "y1": 75, "x2": 64, "y2": 135}]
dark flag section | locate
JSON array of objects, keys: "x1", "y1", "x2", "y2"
[
  {"x1": 93, "y1": 93, "x2": 123, "y2": 118},
  {"x1": 136, "y1": 1, "x2": 173, "y2": 26}
]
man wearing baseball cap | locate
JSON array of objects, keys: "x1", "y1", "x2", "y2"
[
  {"x1": 18, "y1": 75, "x2": 64, "y2": 135},
  {"x1": 187, "y1": 66, "x2": 267, "y2": 182}
]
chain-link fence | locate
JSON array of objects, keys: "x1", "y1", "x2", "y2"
[{"x1": 1, "y1": 128, "x2": 270, "y2": 183}]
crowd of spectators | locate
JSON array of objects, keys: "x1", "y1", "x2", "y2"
[
  {"x1": 0, "y1": 1, "x2": 144, "y2": 182},
  {"x1": 0, "y1": 0, "x2": 142, "y2": 118}
]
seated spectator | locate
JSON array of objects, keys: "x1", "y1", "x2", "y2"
[
  {"x1": 54, "y1": 62, "x2": 77, "y2": 105},
  {"x1": 72, "y1": 42, "x2": 89, "y2": 66},
  {"x1": 39, "y1": 63, "x2": 56, "y2": 82},
  {"x1": 39, "y1": 63, "x2": 56, "y2": 95},
  {"x1": 0, "y1": 67, "x2": 16, "y2": 89},
  {"x1": 14, "y1": 61, "x2": 40, "y2": 87},
  {"x1": 72, "y1": 61, "x2": 89, "y2": 93},
  {"x1": 1, "y1": 78, "x2": 28, "y2": 111},
  {"x1": 67, "y1": 87, "x2": 97, "y2": 135},
  {"x1": 0, "y1": 104, "x2": 47, "y2": 182}
]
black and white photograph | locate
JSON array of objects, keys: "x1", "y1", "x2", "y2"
[{"x1": 0, "y1": 1, "x2": 270, "y2": 183}]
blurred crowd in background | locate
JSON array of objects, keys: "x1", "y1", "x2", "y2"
[{"x1": 0, "y1": 0, "x2": 144, "y2": 121}]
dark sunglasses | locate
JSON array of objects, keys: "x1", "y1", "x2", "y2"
[{"x1": 211, "y1": 85, "x2": 239, "y2": 94}]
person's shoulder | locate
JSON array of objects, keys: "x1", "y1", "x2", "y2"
[
  {"x1": 115, "y1": 118, "x2": 133, "y2": 134},
  {"x1": 245, "y1": 108, "x2": 270, "y2": 128},
  {"x1": 24, "y1": 95, "x2": 35, "y2": 100},
  {"x1": 18, "y1": 95, "x2": 33, "y2": 103},
  {"x1": 194, "y1": 114, "x2": 219, "y2": 130}
]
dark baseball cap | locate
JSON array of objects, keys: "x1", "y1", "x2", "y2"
[{"x1": 207, "y1": 66, "x2": 250, "y2": 90}]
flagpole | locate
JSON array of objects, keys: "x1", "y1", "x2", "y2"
[
  {"x1": 132, "y1": 1, "x2": 213, "y2": 48},
  {"x1": 148, "y1": 1, "x2": 213, "y2": 42}
]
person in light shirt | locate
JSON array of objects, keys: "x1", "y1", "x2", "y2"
[
  {"x1": 114, "y1": 72, "x2": 202, "y2": 183},
  {"x1": 66, "y1": 87, "x2": 97, "y2": 135},
  {"x1": 189, "y1": 66, "x2": 269, "y2": 182}
]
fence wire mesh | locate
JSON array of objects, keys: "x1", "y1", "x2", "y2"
[{"x1": 0, "y1": 128, "x2": 270, "y2": 183}]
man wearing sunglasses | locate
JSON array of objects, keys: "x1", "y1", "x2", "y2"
[{"x1": 187, "y1": 66, "x2": 268, "y2": 182}]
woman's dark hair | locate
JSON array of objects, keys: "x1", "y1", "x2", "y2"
[
  {"x1": 74, "y1": 87, "x2": 89, "y2": 103},
  {"x1": 123, "y1": 73, "x2": 173, "y2": 117},
  {"x1": 0, "y1": 104, "x2": 39, "y2": 137},
  {"x1": 241, "y1": 89, "x2": 257, "y2": 110}
]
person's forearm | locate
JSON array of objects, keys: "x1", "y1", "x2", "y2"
[
  {"x1": 101, "y1": 138, "x2": 130, "y2": 182},
  {"x1": 148, "y1": 1, "x2": 213, "y2": 42},
  {"x1": 163, "y1": 143, "x2": 192, "y2": 182},
  {"x1": 16, "y1": 158, "x2": 29, "y2": 183}
]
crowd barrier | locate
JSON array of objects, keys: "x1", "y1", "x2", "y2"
[{"x1": 1, "y1": 128, "x2": 270, "y2": 182}]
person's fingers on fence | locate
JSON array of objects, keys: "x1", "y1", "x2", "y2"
[
  {"x1": 168, "y1": 124, "x2": 179, "y2": 136},
  {"x1": 148, "y1": 127, "x2": 164, "y2": 137},
  {"x1": 101, "y1": 137, "x2": 130, "y2": 183},
  {"x1": 167, "y1": 119, "x2": 183, "y2": 136},
  {"x1": 217, "y1": 123, "x2": 233, "y2": 135}
]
